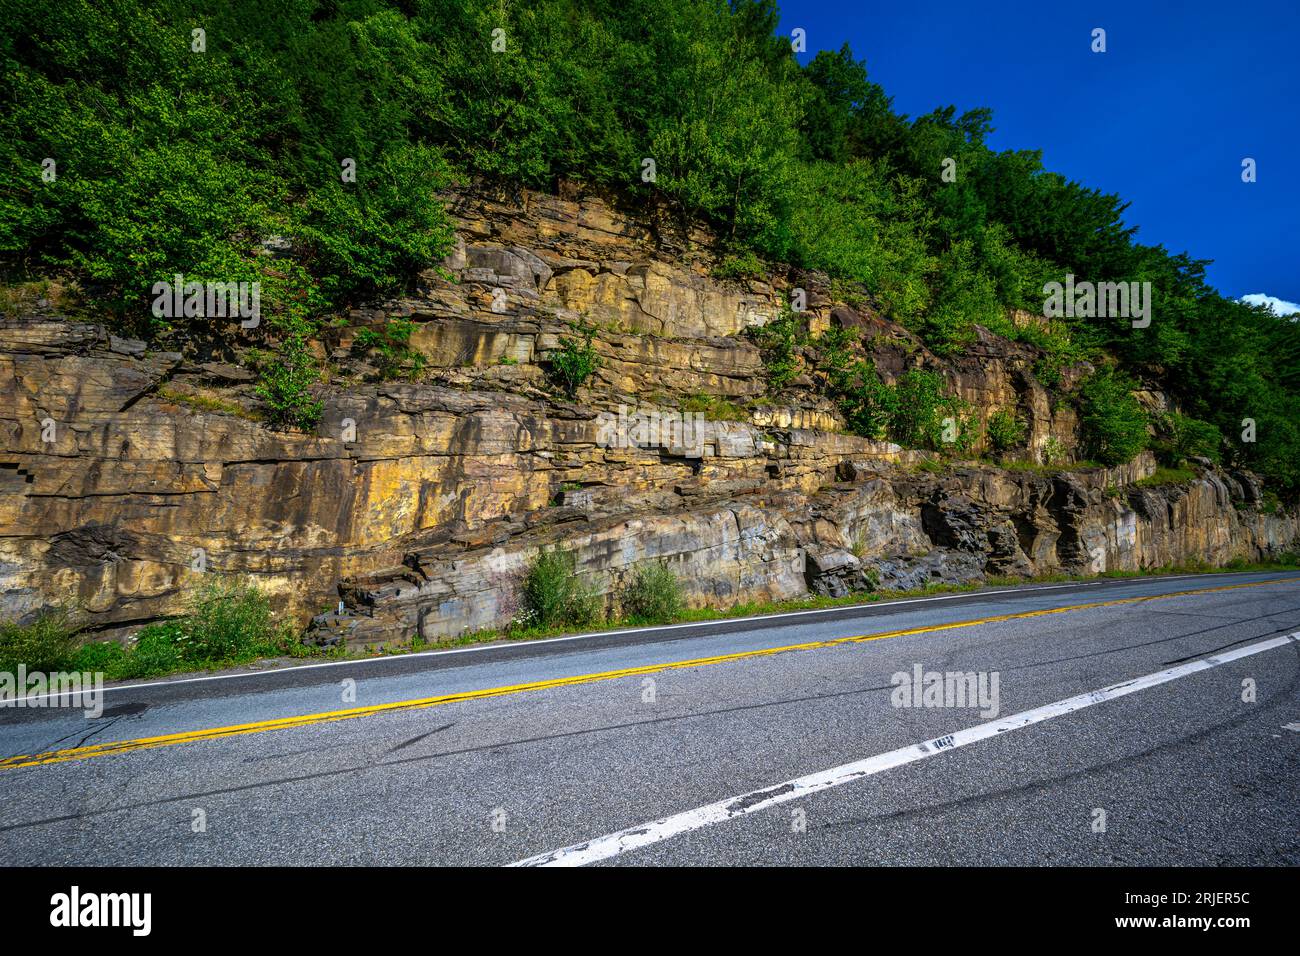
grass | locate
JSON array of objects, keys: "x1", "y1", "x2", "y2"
[
  {"x1": 680, "y1": 393, "x2": 750, "y2": 423},
  {"x1": 1134, "y1": 465, "x2": 1197, "y2": 488},
  {"x1": 157, "y1": 386, "x2": 263, "y2": 421},
  {"x1": 910, "y1": 457, "x2": 949, "y2": 474},
  {"x1": 9, "y1": 556, "x2": 1300, "y2": 679},
  {"x1": 0, "y1": 579, "x2": 333, "y2": 681},
  {"x1": 393, "y1": 554, "x2": 1300, "y2": 653},
  {"x1": 0, "y1": 277, "x2": 86, "y2": 317}
]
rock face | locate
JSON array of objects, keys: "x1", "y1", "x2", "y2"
[{"x1": 2, "y1": 185, "x2": 1297, "y2": 645}]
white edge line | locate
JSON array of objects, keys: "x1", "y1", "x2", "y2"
[
  {"x1": 509, "y1": 632, "x2": 1299, "y2": 867},
  {"x1": 5, "y1": 571, "x2": 1280, "y2": 703}
]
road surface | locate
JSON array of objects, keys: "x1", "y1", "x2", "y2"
[{"x1": 1, "y1": 571, "x2": 1298, "y2": 866}]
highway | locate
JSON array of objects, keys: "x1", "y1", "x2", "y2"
[{"x1": 1, "y1": 571, "x2": 1298, "y2": 866}]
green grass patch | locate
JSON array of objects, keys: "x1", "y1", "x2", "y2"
[
  {"x1": 680, "y1": 394, "x2": 750, "y2": 422},
  {"x1": 0, "y1": 579, "x2": 330, "y2": 681},
  {"x1": 157, "y1": 386, "x2": 262, "y2": 421},
  {"x1": 996, "y1": 458, "x2": 1102, "y2": 475},
  {"x1": 1134, "y1": 466, "x2": 1197, "y2": 488}
]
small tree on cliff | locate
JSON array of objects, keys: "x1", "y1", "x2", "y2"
[{"x1": 548, "y1": 326, "x2": 601, "y2": 397}]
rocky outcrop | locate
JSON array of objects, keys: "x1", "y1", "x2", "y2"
[{"x1": 2, "y1": 185, "x2": 1297, "y2": 646}]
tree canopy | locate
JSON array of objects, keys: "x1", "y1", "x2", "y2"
[{"x1": 2, "y1": 0, "x2": 1295, "y2": 489}]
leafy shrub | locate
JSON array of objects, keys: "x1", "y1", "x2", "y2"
[
  {"x1": 548, "y1": 327, "x2": 601, "y2": 397},
  {"x1": 119, "y1": 578, "x2": 289, "y2": 677},
  {"x1": 789, "y1": 160, "x2": 935, "y2": 324},
  {"x1": 291, "y1": 143, "x2": 456, "y2": 303},
  {"x1": 641, "y1": 6, "x2": 803, "y2": 254},
  {"x1": 712, "y1": 251, "x2": 766, "y2": 281},
  {"x1": 519, "y1": 549, "x2": 602, "y2": 630},
  {"x1": 0, "y1": 608, "x2": 81, "y2": 673},
  {"x1": 890, "y1": 369, "x2": 974, "y2": 452},
  {"x1": 751, "y1": 308, "x2": 803, "y2": 391},
  {"x1": 181, "y1": 578, "x2": 283, "y2": 662},
  {"x1": 921, "y1": 239, "x2": 1000, "y2": 354},
  {"x1": 826, "y1": 358, "x2": 895, "y2": 439},
  {"x1": 1042, "y1": 435, "x2": 1067, "y2": 467},
  {"x1": 819, "y1": 339, "x2": 971, "y2": 452},
  {"x1": 1156, "y1": 412, "x2": 1222, "y2": 464},
  {"x1": 1078, "y1": 368, "x2": 1149, "y2": 466},
  {"x1": 986, "y1": 408, "x2": 1028, "y2": 454},
  {"x1": 973, "y1": 223, "x2": 1060, "y2": 316},
  {"x1": 354, "y1": 318, "x2": 426, "y2": 381},
  {"x1": 1022, "y1": 320, "x2": 1093, "y2": 390},
  {"x1": 253, "y1": 336, "x2": 322, "y2": 430},
  {"x1": 621, "y1": 562, "x2": 683, "y2": 624}
]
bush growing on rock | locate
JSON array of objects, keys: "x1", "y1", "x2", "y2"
[
  {"x1": 354, "y1": 319, "x2": 426, "y2": 381},
  {"x1": 890, "y1": 369, "x2": 975, "y2": 453},
  {"x1": 2, "y1": 0, "x2": 1298, "y2": 495},
  {"x1": 750, "y1": 308, "x2": 804, "y2": 392},
  {"x1": 986, "y1": 408, "x2": 1028, "y2": 454},
  {"x1": 1156, "y1": 412, "x2": 1222, "y2": 465},
  {"x1": 548, "y1": 327, "x2": 601, "y2": 397},
  {"x1": 1078, "y1": 368, "x2": 1149, "y2": 466},
  {"x1": 519, "y1": 549, "x2": 602, "y2": 630},
  {"x1": 621, "y1": 562, "x2": 684, "y2": 624},
  {"x1": 252, "y1": 337, "x2": 323, "y2": 430},
  {"x1": 820, "y1": 351, "x2": 972, "y2": 453},
  {"x1": 1042, "y1": 435, "x2": 1067, "y2": 467}
]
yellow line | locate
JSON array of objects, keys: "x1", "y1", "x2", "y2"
[{"x1": 2, "y1": 576, "x2": 1295, "y2": 771}]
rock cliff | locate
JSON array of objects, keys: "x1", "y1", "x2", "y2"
[{"x1": 3, "y1": 186, "x2": 1296, "y2": 645}]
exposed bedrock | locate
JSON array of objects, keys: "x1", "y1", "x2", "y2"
[{"x1": 2, "y1": 186, "x2": 1295, "y2": 646}]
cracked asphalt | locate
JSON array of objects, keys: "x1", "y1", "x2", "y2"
[{"x1": 1, "y1": 571, "x2": 1297, "y2": 866}]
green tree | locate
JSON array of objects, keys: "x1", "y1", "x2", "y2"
[{"x1": 1078, "y1": 368, "x2": 1148, "y2": 466}]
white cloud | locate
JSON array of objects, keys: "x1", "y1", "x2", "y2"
[{"x1": 1239, "y1": 293, "x2": 1300, "y2": 316}]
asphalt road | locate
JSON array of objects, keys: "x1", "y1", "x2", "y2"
[{"x1": 1, "y1": 571, "x2": 1298, "y2": 866}]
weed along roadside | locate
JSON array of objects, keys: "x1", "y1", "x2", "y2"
[{"x1": 6, "y1": 557, "x2": 1299, "y2": 686}]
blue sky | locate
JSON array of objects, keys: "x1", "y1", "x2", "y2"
[{"x1": 777, "y1": 0, "x2": 1300, "y2": 309}]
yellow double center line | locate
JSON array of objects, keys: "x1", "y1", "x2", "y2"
[{"x1": 1, "y1": 576, "x2": 1295, "y2": 771}]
